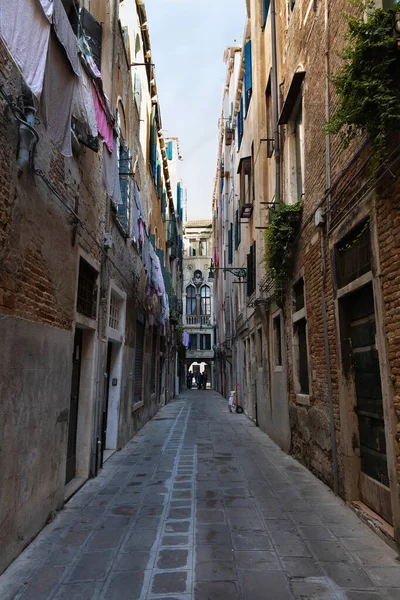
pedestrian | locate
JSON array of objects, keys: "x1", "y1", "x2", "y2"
[
  {"x1": 202, "y1": 371, "x2": 208, "y2": 390},
  {"x1": 196, "y1": 371, "x2": 201, "y2": 389},
  {"x1": 186, "y1": 371, "x2": 192, "y2": 389}
]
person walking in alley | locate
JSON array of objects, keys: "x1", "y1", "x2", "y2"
[
  {"x1": 186, "y1": 371, "x2": 192, "y2": 389},
  {"x1": 202, "y1": 370, "x2": 208, "y2": 390},
  {"x1": 195, "y1": 371, "x2": 201, "y2": 389}
]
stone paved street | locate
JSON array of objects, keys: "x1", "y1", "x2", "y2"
[{"x1": 1, "y1": 391, "x2": 400, "y2": 600}]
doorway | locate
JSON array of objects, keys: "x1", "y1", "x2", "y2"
[
  {"x1": 66, "y1": 328, "x2": 83, "y2": 484},
  {"x1": 345, "y1": 284, "x2": 392, "y2": 523}
]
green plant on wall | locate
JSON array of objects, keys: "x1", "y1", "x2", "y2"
[
  {"x1": 264, "y1": 201, "x2": 303, "y2": 288},
  {"x1": 326, "y1": 0, "x2": 400, "y2": 160}
]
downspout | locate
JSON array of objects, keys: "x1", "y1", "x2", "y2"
[
  {"x1": 271, "y1": 0, "x2": 281, "y2": 204},
  {"x1": 321, "y1": 0, "x2": 339, "y2": 495}
]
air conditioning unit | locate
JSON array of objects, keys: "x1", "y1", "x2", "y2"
[{"x1": 104, "y1": 233, "x2": 114, "y2": 250}]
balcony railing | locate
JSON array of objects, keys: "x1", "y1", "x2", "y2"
[
  {"x1": 186, "y1": 316, "x2": 197, "y2": 325},
  {"x1": 185, "y1": 315, "x2": 212, "y2": 326}
]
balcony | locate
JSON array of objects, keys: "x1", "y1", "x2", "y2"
[
  {"x1": 186, "y1": 316, "x2": 197, "y2": 325},
  {"x1": 225, "y1": 123, "x2": 233, "y2": 146},
  {"x1": 185, "y1": 315, "x2": 211, "y2": 326}
]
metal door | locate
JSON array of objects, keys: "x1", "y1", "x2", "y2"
[
  {"x1": 350, "y1": 286, "x2": 389, "y2": 489},
  {"x1": 66, "y1": 328, "x2": 83, "y2": 484},
  {"x1": 100, "y1": 341, "x2": 112, "y2": 468}
]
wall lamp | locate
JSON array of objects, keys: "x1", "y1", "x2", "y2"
[{"x1": 207, "y1": 259, "x2": 247, "y2": 282}]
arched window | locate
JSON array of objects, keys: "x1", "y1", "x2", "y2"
[
  {"x1": 200, "y1": 285, "x2": 211, "y2": 315},
  {"x1": 186, "y1": 285, "x2": 196, "y2": 315}
]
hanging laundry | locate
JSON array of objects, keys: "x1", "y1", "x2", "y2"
[
  {"x1": 92, "y1": 83, "x2": 114, "y2": 153},
  {"x1": 40, "y1": 31, "x2": 77, "y2": 156},
  {"x1": 52, "y1": 0, "x2": 81, "y2": 77},
  {"x1": 0, "y1": 0, "x2": 51, "y2": 99},
  {"x1": 78, "y1": 35, "x2": 101, "y2": 80},
  {"x1": 102, "y1": 139, "x2": 122, "y2": 205},
  {"x1": 72, "y1": 68, "x2": 98, "y2": 138},
  {"x1": 39, "y1": 0, "x2": 53, "y2": 21}
]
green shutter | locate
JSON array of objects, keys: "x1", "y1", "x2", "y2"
[{"x1": 244, "y1": 41, "x2": 252, "y2": 116}]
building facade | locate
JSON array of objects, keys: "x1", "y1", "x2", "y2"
[
  {"x1": 182, "y1": 220, "x2": 215, "y2": 387},
  {"x1": 0, "y1": 0, "x2": 183, "y2": 573},
  {"x1": 213, "y1": 0, "x2": 400, "y2": 543}
]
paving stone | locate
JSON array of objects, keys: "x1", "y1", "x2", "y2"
[
  {"x1": 234, "y1": 550, "x2": 281, "y2": 571},
  {"x1": 196, "y1": 524, "x2": 231, "y2": 545},
  {"x1": 321, "y1": 561, "x2": 373, "y2": 588},
  {"x1": 157, "y1": 549, "x2": 189, "y2": 569},
  {"x1": 103, "y1": 571, "x2": 145, "y2": 599},
  {"x1": 197, "y1": 509, "x2": 226, "y2": 524},
  {"x1": 239, "y1": 570, "x2": 293, "y2": 600},
  {"x1": 228, "y1": 517, "x2": 265, "y2": 532},
  {"x1": 86, "y1": 529, "x2": 125, "y2": 550},
  {"x1": 113, "y1": 551, "x2": 155, "y2": 571},
  {"x1": 196, "y1": 560, "x2": 236, "y2": 581},
  {"x1": 161, "y1": 534, "x2": 190, "y2": 546},
  {"x1": 168, "y1": 508, "x2": 192, "y2": 519},
  {"x1": 306, "y1": 539, "x2": 353, "y2": 562},
  {"x1": 290, "y1": 576, "x2": 336, "y2": 599},
  {"x1": 123, "y1": 529, "x2": 158, "y2": 552},
  {"x1": 18, "y1": 566, "x2": 65, "y2": 600},
  {"x1": 368, "y1": 567, "x2": 400, "y2": 587},
  {"x1": 53, "y1": 582, "x2": 98, "y2": 599},
  {"x1": 281, "y1": 557, "x2": 323, "y2": 578},
  {"x1": 165, "y1": 521, "x2": 191, "y2": 533},
  {"x1": 67, "y1": 550, "x2": 115, "y2": 582},
  {"x1": 231, "y1": 532, "x2": 272, "y2": 551},
  {"x1": 196, "y1": 544, "x2": 234, "y2": 563},
  {"x1": 195, "y1": 581, "x2": 240, "y2": 600},
  {"x1": 151, "y1": 571, "x2": 188, "y2": 595}
]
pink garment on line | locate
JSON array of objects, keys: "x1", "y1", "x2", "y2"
[{"x1": 91, "y1": 83, "x2": 114, "y2": 153}]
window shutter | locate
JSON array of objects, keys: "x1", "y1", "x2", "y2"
[
  {"x1": 161, "y1": 188, "x2": 166, "y2": 221},
  {"x1": 134, "y1": 73, "x2": 142, "y2": 112},
  {"x1": 262, "y1": 0, "x2": 270, "y2": 27},
  {"x1": 118, "y1": 145, "x2": 130, "y2": 232},
  {"x1": 228, "y1": 224, "x2": 233, "y2": 265},
  {"x1": 167, "y1": 141, "x2": 173, "y2": 160},
  {"x1": 244, "y1": 40, "x2": 252, "y2": 115},
  {"x1": 177, "y1": 182, "x2": 182, "y2": 220},
  {"x1": 238, "y1": 96, "x2": 244, "y2": 149}
]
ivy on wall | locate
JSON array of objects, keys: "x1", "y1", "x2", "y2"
[
  {"x1": 264, "y1": 201, "x2": 303, "y2": 288},
  {"x1": 326, "y1": 1, "x2": 400, "y2": 160}
]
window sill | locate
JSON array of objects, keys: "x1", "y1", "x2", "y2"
[
  {"x1": 296, "y1": 393, "x2": 310, "y2": 406},
  {"x1": 132, "y1": 401, "x2": 144, "y2": 413}
]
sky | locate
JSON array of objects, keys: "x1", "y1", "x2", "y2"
[{"x1": 145, "y1": 0, "x2": 246, "y2": 221}]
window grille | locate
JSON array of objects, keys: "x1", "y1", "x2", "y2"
[
  {"x1": 77, "y1": 258, "x2": 97, "y2": 318},
  {"x1": 109, "y1": 294, "x2": 121, "y2": 330}
]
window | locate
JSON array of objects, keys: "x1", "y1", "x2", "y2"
[
  {"x1": 273, "y1": 314, "x2": 282, "y2": 367},
  {"x1": 161, "y1": 188, "x2": 166, "y2": 221},
  {"x1": 235, "y1": 209, "x2": 241, "y2": 249},
  {"x1": 189, "y1": 243, "x2": 197, "y2": 257},
  {"x1": 118, "y1": 144, "x2": 131, "y2": 233},
  {"x1": 335, "y1": 220, "x2": 371, "y2": 288},
  {"x1": 149, "y1": 108, "x2": 157, "y2": 177},
  {"x1": 262, "y1": 0, "x2": 271, "y2": 27},
  {"x1": 186, "y1": 285, "x2": 196, "y2": 315},
  {"x1": 237, "y1": 95, "x2": 244, "y2": 149},
  {"x1": 75, "y1": 8, "x2": 102, "y2": 71},
  {"x1": 228, "y1": 225, "x2": 233, "y2": 264},
  {"x1": 292, "y1": 278, "x2": 309, "y2": 395},
  {"x1": 134, "y1": 72, "x2": 142, "y2": 114},
  {"x1": 287, "y1": 97, "x2": 304, "y2": 203},
  {"x1": 200, "y1": 286, "x2": 211, "y2": 316},
  {"x1": 199, "y1": 239, "x2": 207, "y2": 256},
  {"x1": 238, "y1": 156, "x2": 253, "y2": 218},
  {"x1": 246, "y1": 241, "x2": 256, "y2": 297},
  {"x1": 200, "y1": 334, "x2": 211, "y2": 351},
  {"x1": 77, "y1": 258, "x2": 97, "y2": 318},
  {"x1": 244, "y1": 40, "x2": 252, "y2": 116},
  {"x1": 189, "y1": 333, "x2": 198, "y2": 350},
  {"x1": 265, "y1": 76, "x2": 274, "y2": 158}
]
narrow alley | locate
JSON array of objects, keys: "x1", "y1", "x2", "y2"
[{"x1": 1, "y1": 392, "x2": 399, "y2": 600}]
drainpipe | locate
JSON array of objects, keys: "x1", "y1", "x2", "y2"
[
  {"x1": 271, "y1": 0, "x2": 281, "y2": 204},
  {"x1": 17, "y1": 83, "x2": 37, "y2": 176},
  {"x1": 321, "y1": 0, "x2": 339, "y2": 496}
]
